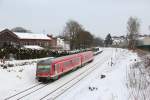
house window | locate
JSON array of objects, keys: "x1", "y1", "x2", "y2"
[
  {"x1": 44, "y1": 42, "x2": 49, "y2": 46},
  {"x1": 39, "y1": 42, "x2": 42, "y2": 46}
]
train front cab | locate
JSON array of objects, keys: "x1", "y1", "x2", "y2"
[{"x1": 36, "y1": 58, "x2": 53, "y2": 81}]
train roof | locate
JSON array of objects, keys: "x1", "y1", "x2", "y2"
[
  {"x1": 52, "y1": 51, "x2": 93, "y2": 62},
  {"x1": 37, "y1": 57, "x2": 54, "y2": 64},
  {"x1": 77, "y1": 51, "x2": 93, "y2": 55},
  {"x1": 52, "y1": 54, "x2": 78, "y2": 62},
  {"x1": 38, "y1": 51, "x2": 93, "y2": 65}
]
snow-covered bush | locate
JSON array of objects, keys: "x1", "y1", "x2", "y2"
[{"x1": 127, "y1": 54, "x2": 150, "y2": 100}]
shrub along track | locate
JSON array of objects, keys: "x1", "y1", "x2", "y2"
[{"x1": 127, "y1": 49, "x2": 150, "y2": 100}]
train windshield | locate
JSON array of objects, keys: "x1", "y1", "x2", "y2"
[{"x1": 37, "y1": 59, "x2": 52, "y2": 72}]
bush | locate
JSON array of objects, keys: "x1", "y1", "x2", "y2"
[{"x1": 0, "y1": 48, "x2": 71, "y2": 60}]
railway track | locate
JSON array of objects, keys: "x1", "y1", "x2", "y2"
[
  {"x1": 4, "y1": 58, "x2": 102, "y2": 100},
  {"x1": 40, "y1": 61, "x2": 102, "y2": 100},
  {"x1": 40, "y1": 52, "x2": 111, "y2": 100},
  {"x1": 4, "y1": 50, "x2": 111, "y2": 100},
  {"x1": 4, "y1": 83, "x2": 49, "y2": 100}
]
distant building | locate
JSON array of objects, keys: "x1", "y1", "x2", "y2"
[
  {"x1": 56, "y1": 37, "x2": 70, "y2": 50},
  {"x1": 137, "y1": 36, "x2": 150, "y2": 46},
  {"x1": 0, "y1": 29, "x2": 51, "y2": 48},
  {"x1": 112, "y1": 36, "x2": 128, "y2": 48},
  {"x1": 48, "y1": 35, "x2": 70, "y2": 50},
  {"x1": 137, "y1": 35, "x2": 150, "y2": 51}
]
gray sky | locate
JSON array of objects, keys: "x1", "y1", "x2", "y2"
[{"x1": 0, "y1": 0, "x2": 150, "y2": 38}]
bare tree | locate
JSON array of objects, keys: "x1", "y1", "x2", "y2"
[
  {"x1": 93, "y1": 37, "x2": 104, "y2": 47},
  {"x1": 76, "y1": 30, "x2": 94, "y2": 49},
  {"x1": 62, "y1": 20, "x2": 83, "y2": 50},
  {"x1": 11, "y1": 27, "x2": 32, "y2": 33},
  {"x1": 127, "y1": 17, "x2": 140, "y2": 49},
  {"x1": 62, "y1": 20, "x2": 102, "y2": 49}
]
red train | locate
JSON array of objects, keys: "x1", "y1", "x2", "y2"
[{"x1": 36, "y1": 51, "x2": 94, "y2": 81}]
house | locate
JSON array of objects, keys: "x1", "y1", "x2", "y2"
[
  {"x1": 56, "y1": 37, "x2": 70, "y2": 50},
  {"x1": 137, "y1": 36, "x2": 150, "y2": 51},
  {"x1": 48, "y1": 35, "x2": 70, "y2": 50},
  {"x1": 0, "y1": 29, "x2": 52, "y2": 48},
  {"x1": 112, "y1": 36, "x2": 128, "y2": 48}
]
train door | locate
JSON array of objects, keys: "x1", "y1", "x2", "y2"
[{"x1": 55, "y1": 63, "x2": 60, "y2": 75}]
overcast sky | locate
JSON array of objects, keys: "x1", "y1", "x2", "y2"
[{"x1": 0, "y1": 0, "x2": 150, "y2": 38}]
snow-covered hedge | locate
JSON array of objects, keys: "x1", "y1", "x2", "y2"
[{"x1": 0, "y1": 57, "x2": 53, "y2": 68}]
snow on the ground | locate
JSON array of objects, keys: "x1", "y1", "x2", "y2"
[
  {"x1": 0, "y1": 48, "x2": 141, "y2": 100},
  {"x1": 127, "y1": 51, "x2": 150, "y2": 100},
  {"x1": 23, "y1": 45, "x2": 44, "y2": 50},
  {"x1": 0, "y1": 57, "x2": 53, "y2": 69},
  {"x1": 0, "y1": 63, "x2": 37, "y2": 99},
  {"x1": 0, "y1": 57, "x2": 52, "y2": 99},
  {"x1": 56, "y1": 48, "x2": 139, "y2": 100}
]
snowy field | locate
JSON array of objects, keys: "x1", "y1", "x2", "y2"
[
  {"x1": 0, "y1": 48, "x2": 145, "y2": 100},
  {"x1": 57, "y1": 48, "x2": 138, "y2": 100}
]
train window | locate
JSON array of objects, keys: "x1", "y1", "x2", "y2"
[
  {"x1": 38, "y1": 59, "x2": 51, "y2": 65},
  {"x1": 72, "y1": 58, "x2": 80, "y2": 63},
  {"x1": 64, "y1": 60, "x2": 71, "y2": 67},
  {"x1": 55, "y1": 64, "x2": 60, "y2": 70},
  {"x1": 37, "y1": 59, "x2": 52, "y2": 72},
  {"x1": 72, "y1": 59, "x2": 76, "y2": 63},
  {"x1": 78, "y1": 58, "x2": 80, "y2": 62},
  {"x1": 37, "y1": 65, "x2": 50, "y2": 72},
  {"x1": 65, "y1": 62, "x2": 69, "y2": 66},
  {"x1": 69, "y1": 60, "x2": 72, "y2": 65},
  {"x1": 64, "y1": 62, "x2": 67, "y2": 67},
  {"x1": 75, "y1": 58, "x2": 78, "y2": 63}
]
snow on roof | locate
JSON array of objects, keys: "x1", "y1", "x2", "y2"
[
  {"x1": 14, "y1": 32, "x2": 51, "y2": 40},
  {"x1": 138, "y1": 37, "x2": 145, "y2": 40},
  {"x1": 23, "y1": 45, "x2": 44, "y2": 50}
]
